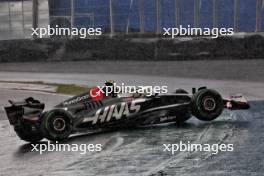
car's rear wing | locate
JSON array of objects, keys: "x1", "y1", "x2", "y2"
[{"x1": 4, "y1": 97, "x2": 45, "y2": 125}]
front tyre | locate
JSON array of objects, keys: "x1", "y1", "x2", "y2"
[
  {"x1": 191, "y1": 89, "x2": 223, "y2": 121},
  {"x1": 40, "y1": 109, "x2": 72, "y2": 141}
]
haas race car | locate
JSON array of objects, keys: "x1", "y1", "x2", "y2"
[{"x1": 5, "y1": 82, "x2": 250, "y2": 142}]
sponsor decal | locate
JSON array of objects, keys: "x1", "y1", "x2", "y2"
[
  {"x1": 83, "y1": 99, "x2": 146, "y2": 124},
  {"x1": 90, "y1": 87, "x2": 105, "y2": 101},
  {"x1": 230, "y1": 95, "x2": 243, "y2": 99},
  {"x1": 63, "y1": 94, "x2": 90, "y2": 105}
]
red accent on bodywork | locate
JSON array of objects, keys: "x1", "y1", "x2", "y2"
[
  {"x1": 90, "y1": 87, "x2": 105, "y2": 101},
  {"x1": 23, "y1": 116, "x2": 40, "y2": 124}
]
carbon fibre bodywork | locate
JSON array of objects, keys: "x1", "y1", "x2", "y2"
[{"x1": 5, "y1": 87, "x2": 250, "y2": 142}]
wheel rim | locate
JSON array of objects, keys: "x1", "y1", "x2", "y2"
[
  {"x1": 53, "y1": 117, "x2": 66, "y2": 132},
  {"x1": 203, "y1": 97, "x2": 216, "y2": 111}
]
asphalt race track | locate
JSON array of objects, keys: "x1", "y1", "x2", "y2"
[{"x1": 0, "y1": 70, "x2": 264, "y2": 176}]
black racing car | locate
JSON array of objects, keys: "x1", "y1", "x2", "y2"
[{"x1": 4, "y1": 86, "x2": 250, "y2": 142}]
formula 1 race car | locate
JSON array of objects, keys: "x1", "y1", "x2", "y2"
[{"x1": 5, "y1": 85, "x2": 250, "y2": 142}]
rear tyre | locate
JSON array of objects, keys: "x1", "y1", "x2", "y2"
[
  {"x1": 40, "y1": 109, "x2": 72, "y2": 141},
  {"x1": 14, "y1": 120, "x2": 43, "y2": 143},
  {"x1": 191, "y1": 89, "x2": 223, "y2": 121}
]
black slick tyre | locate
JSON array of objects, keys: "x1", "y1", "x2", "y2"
[
  {"x1": 191, "y1": 89, "x2": 223, "y2": 121},
  {"x1": 40, "y1": 109, "x2": 72, "y2": 141}
]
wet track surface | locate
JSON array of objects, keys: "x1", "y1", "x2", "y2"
[{"x1": 0, "y1": 72, "x2": 264, "y2": 176}]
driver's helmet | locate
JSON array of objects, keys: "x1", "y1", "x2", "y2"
[
  {"x1": 104, "y1": 80, "x2": 117, "y2": 97},
  {"x1": 105, "y1": 80, "x2": 115, "y2": 87}
]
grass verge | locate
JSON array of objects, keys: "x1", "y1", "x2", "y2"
[{"x1": 56, "y1": 84, "x2": 89, "y2": 95}]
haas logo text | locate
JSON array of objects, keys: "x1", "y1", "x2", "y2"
[{"x1": 83, "y1": 99, "x2": 146, "y2": 124}]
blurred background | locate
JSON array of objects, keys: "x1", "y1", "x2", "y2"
[{"x1": 0, "y1": 0, "x2": 263, "y2": 40}]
